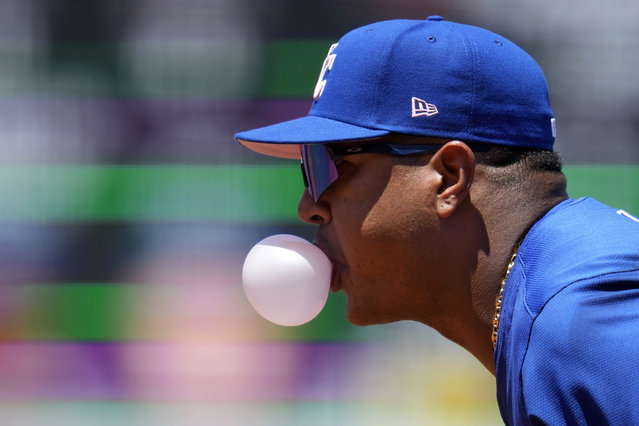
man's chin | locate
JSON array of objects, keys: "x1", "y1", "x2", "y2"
[
  {"x1": 346, "y1": 313, "x2": 371, "y2": 326},
  {"x1": 345, "y1": 300, "x2": 369, "y2": 326}
]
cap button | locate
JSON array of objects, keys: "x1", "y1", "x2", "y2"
[{"x1": 426, "y1": 15, "x2": 444, "y2": 21}]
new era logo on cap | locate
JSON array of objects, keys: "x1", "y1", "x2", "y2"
[{"x1": 411, "y1": 97, "x2": 439, "y2": 117}]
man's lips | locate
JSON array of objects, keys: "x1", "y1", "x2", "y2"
[
  {"x1": 329, "y1": 265, "x2": 341, "y2": 293},
  {"x1": 312, "y1": 240, "x2": 342, "y2": 293}
]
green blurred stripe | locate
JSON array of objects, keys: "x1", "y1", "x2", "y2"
[
  {"x1": 0, "y1": 165, "x2": 303, "y2": 223},
  {"x1": 3, "y1": 283, "x2": 353, "y2": 342},
  {"x1": 6, "y1": 284, "x2": 126, "y2": 341},
  {"x1": 564, "y1": 165, "x2": 639, "y2": 215},
  {"x1": 0, "y1": 164, "x2": 637, "y2": 223},
  {"x1": 260, "y1": 40, "x2": 332, "y2": 97},
  {"x1": 0, "y1": 39, "x2": 332, "y2": 97}
]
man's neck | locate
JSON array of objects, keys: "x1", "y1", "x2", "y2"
[{"x1": 458, "y1": 171, "x2": 568, "y2": 373}]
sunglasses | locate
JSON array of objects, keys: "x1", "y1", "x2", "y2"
[{"x1": 301, "y1": 142, "x2": 447, "y2": 202}]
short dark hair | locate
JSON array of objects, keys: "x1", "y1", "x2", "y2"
[
  {"x1": 474, "y1": 145, "x2": 563, "y2": 172},
  {"x1": 473, "y1": 145, "x2": 565, "y2": 192},
  {"x1": 374, "y1": 134, "x2": 563, "y2": 173}
]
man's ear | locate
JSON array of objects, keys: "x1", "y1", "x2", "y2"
[{"x1": 430, "y1": 141, "x2": 476, "y2": 218}]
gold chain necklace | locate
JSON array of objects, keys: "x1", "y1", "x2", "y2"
[{"x1": 491, "y1": 246, "x2": 520, "y2": 348}]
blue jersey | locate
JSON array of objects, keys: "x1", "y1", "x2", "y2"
[{"x1": 494, "y1": 197, "x2": 639, "y2": 425}]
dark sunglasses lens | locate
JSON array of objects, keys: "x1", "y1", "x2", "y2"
[{"x1": 301, "y1": 144, "x2": 338, "y2": 201}]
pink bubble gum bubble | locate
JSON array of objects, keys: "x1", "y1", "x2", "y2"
[{"x1": 242, "y1": 234, "x2": 332, "y2": 326}]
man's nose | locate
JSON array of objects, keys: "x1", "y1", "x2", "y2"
[{"x1": 297, "y1": 188, "x2": 332, "y2": 225}]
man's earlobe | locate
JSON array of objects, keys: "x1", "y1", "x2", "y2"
[
  {"x1": 437, "y1": 195, "x2": 457, "y2": 218},
  {"x1": 432, "y1": 141, "x2": 476, "y2": 218}
]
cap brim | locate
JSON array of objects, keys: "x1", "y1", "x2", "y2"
[{"x1": 235, "y1": 116, "x2": 390, "y2": 159}]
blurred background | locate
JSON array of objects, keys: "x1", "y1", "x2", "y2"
[{"x1": 0, "y1": 1, "x2": 637, "y2": 425}]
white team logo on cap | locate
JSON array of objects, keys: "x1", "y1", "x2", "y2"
[
  {"x1": 313, "y1": 43, "x2": 338, "y2": 101},
  {"x1": 412, "y1": 97, "x2": 439, "y2": 117}
]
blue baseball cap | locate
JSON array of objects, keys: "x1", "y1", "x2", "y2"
[{"x1": 235, "y1": 16, "x2": 556, "y2": 159}]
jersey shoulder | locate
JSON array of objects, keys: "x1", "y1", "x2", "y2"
[{"x1": 519, "y1": 197, "x2": 639, "y2": 316}]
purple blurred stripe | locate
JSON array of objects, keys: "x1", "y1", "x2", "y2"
[{"x1": 0, "y1": 341, "x2": 378, "y2": 401}]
